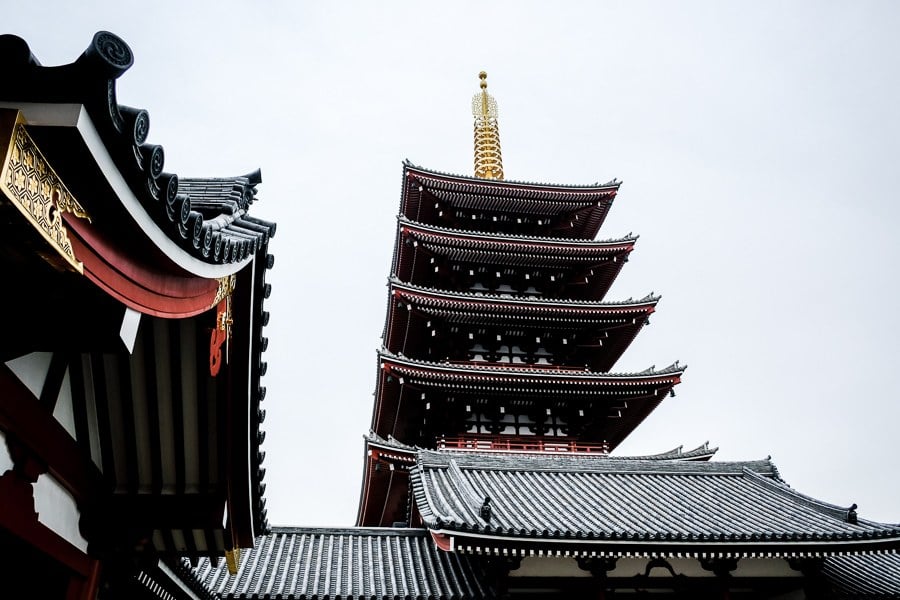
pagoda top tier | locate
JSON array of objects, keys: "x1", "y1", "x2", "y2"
[{"x1": 401, "y1": 162, "x2": 620, "y2": 239}]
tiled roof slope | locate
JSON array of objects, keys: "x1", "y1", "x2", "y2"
[
  {"x1": 823, "y1": 553, "x2": 900, "y2": 597},
  {"x1": 0, "y1": 32, "x2": 275, "y2": 266},
  {"x1": 411, "y1": 451, "x2": 900, "y2": 555},
  {"x1": 195, "y1": 527, "x2": 496, "y2": 599}
]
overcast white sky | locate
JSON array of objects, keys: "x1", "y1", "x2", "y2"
[{"x1": 8, "y1": 1, "x2": 900, "y2": 526}]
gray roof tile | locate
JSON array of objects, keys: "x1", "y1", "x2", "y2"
[
  {"x1": 411, "y1": 451, "x2": 900, "y2": 554},
  {"x1": 195, "y1": 527, "x2": 496, "y2": 599},
  {"x1": 823, "y1": 553, "x2": 900, "y2": 597}
]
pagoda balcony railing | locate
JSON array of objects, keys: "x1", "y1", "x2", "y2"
[
  {"x1": 447, "y1": 359, "x2": 589, "y2": 372},
  {"x1": 436, "y1": 434, "x2": 609, "y2": 455}
]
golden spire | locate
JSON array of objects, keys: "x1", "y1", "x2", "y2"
[{"x1": 472, "y1": 71, "x2": 504, "y2": 180}]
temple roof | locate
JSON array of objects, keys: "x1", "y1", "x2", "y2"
[
  {"x1": 822, "y1": 553, "x2": 900, "y2": 597},
  {"x1": 401, "y1": 163, "x2": 619, "y2": 239},
  {"x1": 622, "y1": 441, "x2": 717, "y2": 461},
  {"x1": 374, "y1": 352, "x2": 683, "y2": 448},
  {"x1": 396, "y1": 216, "x2": 636, "y2": 263},
  {"x1": 380, "y1": 350, "x2": 683, "y2": 381},
  {"x1": 390, "y1": 279, "x2": 659, "y2": 312},
  {"x1": 0, "y1": 32, "x2": 275, "y2": 276},
  {"x1": 411, "y1": 451, "x2": 900, "y2": 557},
  {"x1": 194, "y1": 527, "x2": 496, "y2": 599}
]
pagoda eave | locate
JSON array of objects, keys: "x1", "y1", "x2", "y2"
[{"x1": 401, "y1": 164, "x2": 618, "y2": 239}]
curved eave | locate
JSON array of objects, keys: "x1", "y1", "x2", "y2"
[
  {"x1": 396, "y1": 219, "x2": 635, "y2": 268},
  {"x1": 65, "y1": 213, "x2": 219, "y2": 318},
  {"x1": 373, "y1": 353, "x2": 683, "y2": 448},
  {"x1": 404, "y1": 162, "x2": 621, "y2": 194},
  {"x1": 356, "y1": 435, "x2": 417, "y2": 527},
  {"x1": 220, "y1": 244, "x2": 273, "y2": 545},
  {"x1": 379, "y1": 352, "x2": 684, "y2": 383},
  {"x1": 399, "y1": 216, "x2": 637, "y2": 247},
  {"x1": 391, "y1": 280, "x2": 659, "y2": 312},
  {"x1": 401, "y1": 163, "x2": 618, "y2": 239},
  {"x1": 5, "y1": 102, "x2": 250, "y2": 278}
]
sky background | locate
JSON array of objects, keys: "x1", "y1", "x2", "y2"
[{"x1": 7, "y1": 1, "x2": 900, "y2": 526}]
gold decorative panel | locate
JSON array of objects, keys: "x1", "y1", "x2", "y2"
[{"x1": 0, "y1": 109, "x2": 90, "y2": 273}]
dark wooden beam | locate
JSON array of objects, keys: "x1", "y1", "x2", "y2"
[
  {"x1": 0, "y1": 365, "x2": 106, "y2": 505},
  {"x1": 169, "y1": 320, "x2": 186, "y2": 495},
  {"x1": 39, "y1": 352, "x2": 69, "y2": 412},
  {"x1": 141, "y1": 325, "x2": 163, "y2": 495},
  {"x1": 225, "y1": 266, "x2": 254, "y2": 547},
  {"x1": 88, "y1": 353, "x2": 117, "y2": 482}
]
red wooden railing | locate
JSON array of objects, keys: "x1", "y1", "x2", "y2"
[{"x1": 436, "y1": 435, "x2": 609, "y2": 455}]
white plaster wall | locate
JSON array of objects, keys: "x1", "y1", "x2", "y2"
[
  {"x1": 52, "y1": 368, "x2": 77, "y2": 439},
  {"x1": 5, "y1": 351, "x2": 52, "y2": 397},
  {"x1": 0, "y1": 430, "x2": 13, "y2": 474},
  {"x1": 33, "y1": 472, "x2": 88, "y2": 553}
]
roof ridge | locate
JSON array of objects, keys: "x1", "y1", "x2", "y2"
[
  {"x1": 741, "y1": 467, "x2": 866, "y2": 525},
  {"x1": 417, "y1": 448, "x2": 771, "y2": 475}
]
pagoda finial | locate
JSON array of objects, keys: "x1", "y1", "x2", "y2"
[{"x1": 472, "y1": 71, "x2": 504, "y2": 180}]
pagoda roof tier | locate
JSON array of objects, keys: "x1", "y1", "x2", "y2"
[
  {"x1": 384, "y1": 280, "x2": 657, "y2": 371},
  {"x1": 392, "y1": 218, "x2": 635, "y2": 300},
  {"x1": 373, "y1": 352, "x2": 683, "y2": 449},
  {"x1": 195, "y1": 527, "x2": 497, "y2": 600},
  {"x1": 411, "y1": 451, "x2": 900, "y2": 558},
  {"x1": 401, "y1": 162, "x2": 619, "y2": 239},
  {"x1": 0, "y1": 32, "x2": 275, "y2": 279},
  {"x1": 357, "y1": 433, "x2": 418, "y2": 527}
]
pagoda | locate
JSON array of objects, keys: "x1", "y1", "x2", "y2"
[
  {"x1": 199, "y1": 76, "x2": 900, "y2": 598},
  {"x1": 357, "y1": 71, "x2": 683, "y2": 528}
]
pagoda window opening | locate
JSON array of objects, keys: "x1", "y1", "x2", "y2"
[{"x1": 464, "y1": 411, "x2": 570, "y2": 437}]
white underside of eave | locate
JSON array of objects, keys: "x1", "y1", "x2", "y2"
[
  {"x1": 437, "y1": 530, "x2": 896, "y2": 550},
  {"x1": 0, "y1": 101, "x2": 249, "y2": 279}
]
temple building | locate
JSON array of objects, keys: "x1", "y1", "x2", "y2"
[
  {"x1": 0, "y1": 32, "x2": 274, "y2": 598},
  {"x1": 2, "y1": 32, "x2": 898, "y2": 599},
  {"x1": 198, "y1": 73, "x2": 900, "y2": 598}
]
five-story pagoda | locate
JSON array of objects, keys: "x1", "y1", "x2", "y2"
[{"x1": 358, "y1": 73, "x2": 684, "y2": 527}]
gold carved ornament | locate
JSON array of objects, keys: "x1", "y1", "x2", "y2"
[
  {"x1": 209, "y1": 275, "x2": 236, "y2": 377},
  {"x1": 472, "y1": 71, "x2": 504, "y2": 180},
  {"x1": 0, "y1": 109, "x2": 91, "y2": 273},
  {"x1": 225, "y1": 547, "x2": 241, "y2": 575}
]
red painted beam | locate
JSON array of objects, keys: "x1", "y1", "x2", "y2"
[{"x1": 65, "y1": 215, "x2": 219, "y2": 319}]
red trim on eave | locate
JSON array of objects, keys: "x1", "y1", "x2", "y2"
[
  {"x1": 430, "y1": 530, "x2": 452, "y2": 552},
  {"x1": 65, "y1": 216, "x2": 218, "y2": 318}
]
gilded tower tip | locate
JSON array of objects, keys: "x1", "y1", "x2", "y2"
[{"x1": 472, "y1": 71, "x2": 504, "y2": 180}]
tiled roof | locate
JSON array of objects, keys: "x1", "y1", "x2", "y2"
[
  {"x1": 381, "y1": 350, "x2": 683, "y2": 380},
  {"x1": 400, "y1": 163, "x2": 619, "y2": 240},
  {"x1": 410, "y1": 450, "x2": 900, "y2": 556},
  {"x1": 621, "y1": 441, "x2": 717, "y2": 461},
  {"x1": 404, "y1": 160, "x2": 620, "y2": 192},
  {"x1": 391, "y1": 278, "x2": 659, "y2": 310},
  {"x1": 398, "y1": 215, "x2": 637, "y2": 249},
  {"x1": 823, "y1": 553, "x2": 900, "y2": 597},
  {"x1": 194, "y1": 527, "x2": 496, "y2": 599},
  {"x1": 0, "y1": 32, "x2": 276, "y2": 267}
]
